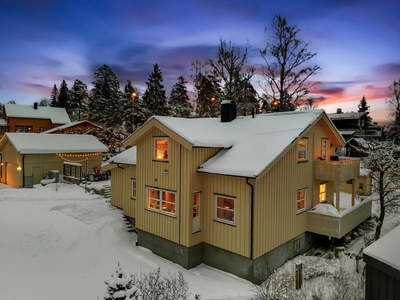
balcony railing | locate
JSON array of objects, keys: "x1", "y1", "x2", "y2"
[
  {"x1": 314, "y1": 157, "x2": 360, "y2": 182},
  {"x1": 307, "y1": 198, "x2": 372, "y2": 239}
]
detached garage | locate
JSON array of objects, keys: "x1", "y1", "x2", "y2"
[{"x1": 0, "y1": 133, "x2": 108, "y2": 188}]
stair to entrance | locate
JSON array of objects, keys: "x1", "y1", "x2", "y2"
[{"x1": 103, "y1": 185, "x2": 111, "y2": 198}]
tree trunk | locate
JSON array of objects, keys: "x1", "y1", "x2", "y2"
[{"x1": 374, "y1": 172, "x2": 385, "y2": 240}]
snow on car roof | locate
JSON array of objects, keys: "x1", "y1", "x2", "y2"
[
  {"x1": 4, "y1": 133, "x2": 108, "y2": 154},
  {"x1": 151, "y1": 110, "x2": 325, "y2": 178},
  {"x1": 364, "y1": 225, "x2": 400, "y2": 271},
  {"x1": 108, "y1": 146, "x2": 137, "y2": 165},
  {"x1": 4, "y1": 103, "x2": 71, "y2": 124}
]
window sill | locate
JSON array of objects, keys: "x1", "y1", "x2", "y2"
[
  {"x1": 297, "y1": 160, "x2": 308, "y2": 163},
  {"x1": 130, "y1": 197, "x2": 136, "y2": 200},
  {"x1": 192, "y1": 230, "x2": 201, "y2": 234},
  {"x1": 145, "y1": 207, "x2": 176, "y2": 218},
  {"x1": 213, "y1": 219, "x2": 236, "y2": 227},
  {"x1": 296, "y1": 209, "x2": 307, "y2": 215},
  {"x1": 152, "y1": 160, "x2": 169, "y2": 163}
]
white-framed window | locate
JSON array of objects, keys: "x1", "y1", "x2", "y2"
[
  {"x1": 147, "y1": 187, "x2": 176, "y2": 215},
  {"x1": 297, "y1": 188, "x2": 306, "y2": 213},
  {"x1": 154, "y1": 138, "x2": 168, "y2": 161},
  {"x1": 298, "y1": 139, "x2": 307, "y2": 161},
  {"x1": 321, "y1": 139, "x2": 327, "y2": 159},
  {"x1": 63, "y1": 162, "x2": 82, "y2": 179},
  {"x1": 131, "y1": 179, "x2": 136, "y2": 200},
  {"x1": 193, "y1": 193, "x2": 200, "y2": 232},
  {"x1": 215, "y1": 195, "x2": 235, "y2": 225},
  {"x1": 15, "y1": 125, "x2": 33, "y2": 133},
  {"x1": 319, "y1": 182, "x2": 327, "y2": 202}
]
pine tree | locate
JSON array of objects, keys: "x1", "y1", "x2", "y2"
[
  {"x1": 235, "y1": 80, "x2": 259, "y2": 116},
  {"x1": 104, "y1": 264, "x2": 143, "y2": 300},
  {"x1": 142, "y1": 64, "x2": 169, "y2": 117},
  {"x1": 123, "y1": 80, "x2": 136, "y2": 132},
  {"x1": 58, "y1": 80, "x2": 70, "y2": 112},
  {"x1": 89, "y1": 65, "x2": 124, "y2": 127},
  {"x1": 70, "y1": 79, "x2": 89, "y2": 121},
  {"x1": 386, "y1": 79, "x2": 400, "y2": 144},
  {"x1": 195, "y1": 73, "x2": 221, "y2": 117},
  {"x1": 168, "y1": 76, "x2": 192, "y2": 118},
  {"x1": 38, "y1": 98, "x2": 50, "y2": 106},
  {"x1": 358, "y1": 95, "x2": 372, "y2": 127},
  {"x1": 50, "y1": 84, "x2": 59, "y2": 107}
]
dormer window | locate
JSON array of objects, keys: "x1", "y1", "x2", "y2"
[{"x1": 154, "y1": 138, "x2": 168, "y2": 161}]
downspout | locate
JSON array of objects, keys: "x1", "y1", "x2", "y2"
[
  {"x1": 22, "y1": 154, "x2": 25, "y2": 188},
  {"x1": 246, "y1": 177, "x2": 254, "y2": 261},
  {"x1": 178, "y1": 145, "x2": 182, "y2": 245},
  {"x1": 117, "y1": 163, "x2": 125, "y2": 170}
]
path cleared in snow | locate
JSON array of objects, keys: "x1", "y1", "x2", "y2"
[{"x1": 0, "y1": 183, "x2": 254, "y2": 300}]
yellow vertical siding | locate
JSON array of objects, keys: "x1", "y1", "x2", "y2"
[
  {"x1": 110, "y1": 167, "x2": 125, "y2": 209},
  {"x1": 135, "y1": 127, "x2": 180, "y2": 243},
  {"x1": 123, "y1": 165, "x2": 137, "y2": 218},
  {"x1": 1, "y1": 140, "x2": 23, "y2": 187},
  {"x1": 253, "y1": 118, "x2": 339, "y2": 259}
]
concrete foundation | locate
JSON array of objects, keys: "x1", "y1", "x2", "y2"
[{"x1": 135, "y1": 227, "x2": 316, "y2": 282}]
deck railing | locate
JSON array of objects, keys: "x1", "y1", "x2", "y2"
[
  {"x1": 307, "y1": 198, "x2": 372, "y2": 239},
  {"x1": 314, "y1": 157, "x2": 360, "y2": 181}
]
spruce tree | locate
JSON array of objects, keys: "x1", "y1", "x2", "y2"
[
  {"x1": 142, "y1": 64, "x2": 168, "y2": 117},
  {"x1": 70, "y1": 79, "x2": 89, "y2": 121},
  {"x1": 168, "y1": 76, "x2": 192, "y2": 118},
  {"x1": 235, "y1": 79, "x2": 259, "y2": 116},
  {"x1": 358, "y1": 95, "x2": 372, "y2": 127},
  {"x1": 89, "y1": 65, "x2": 124, "y2": 127},
  {"x1": 195, "y1": 73, "x2": 221, "y2": 117},
  {"x1": 58, "y1": 80, "x2": 70, "y2": 111},
  {"x1": 50, "y1": 84, "x2": 59, "y2": 107}
]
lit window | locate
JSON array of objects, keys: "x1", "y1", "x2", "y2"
[
  {"x1": 193, "y1": 193, "x2": 200, "y2": 232},
  {"x1": 147, "y1": 187, "x2": 175, "y2": 215},
  {"x1": 15, "y1": 125, "x2": 33, "y2": 133},
  {"x1": 298, "y1": 140, "x2": 307, "y2": 161},
  {"x1": 321, "y1": 139, "x2": 327, "y2": 159},
  {"x1": 319, "y1": 183, "x2": 327, "y2": 202},
  {"x1": 154, "y1": 138, "x2": 168, "y2": 161},
  {"x1": 297, "y1": 189, "x2": 306, "y2": 212},
  {"x1": 132, "y1": 179, "x2": 136, "y2": 199},
  {"x1": 215, "y1": 195, "x2": 235, "y2": 224}
]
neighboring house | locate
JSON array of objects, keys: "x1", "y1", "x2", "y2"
[
  {"x1": 327, "y1": 109, "x2": 384, "y2": 141},
  {"x1": 0, "y1": 133, "x2": 107, "y2": 188},
  {"x1": 363, "y1": 225, "x2": 400, "y2": 300},
  {"x1": 340, "y1": 168, "x2": 372, "y2": 196},
  {"x1": 104, "y1": 102, "x2": 371, "y2": 281},
  {"x1": 0, "y1": 103, "x2": 71, "y2": 138},
  {"x1": 42, "y1": 120, "x2": 103, "y2": 134}
]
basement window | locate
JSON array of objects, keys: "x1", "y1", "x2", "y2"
[
  {"x1": 147, "y1": 187, "x2": 175, "y2": 215},
  {"x1": 154, "y1": 138, "x2": 168, "y2": 161},
  {"x1": 215, "y1": 195, "x2": 235, "y2": 225}
]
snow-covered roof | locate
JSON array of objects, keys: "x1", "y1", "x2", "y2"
[
  {"x1": 359, "y1": 168, "x2": 372, "y2": 177},
  {"x1": 338, "y1": 130, "x2": 355, "y2": 136},
  {"x1": 108, "y1": 146, "x2": 137, "y2": 165},
  {"x1": 42, "y1": 120, "x2": 102, "y2": 134},
  {"x1": 2, "y1": 133, "x2": 108, "y2": 154},
  {"x1": 0, "y1": 119, "x2": 8, "y2": 126},
  {"x1": 327, "y1": 112, "x2": 364, "y2": 120},
  {"x1": 4, "y1": 104, "x2": 71, "y2": 124},
  {"x1": 138, "y1": 110, "x2": 328, "y2": 178},
  {"x1": 364, "y1": 225, "x2": 400, "y2": 271}
]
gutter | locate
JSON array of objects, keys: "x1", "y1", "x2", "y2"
[{"x1": 246, "y1": 177, "x2": 254, "y2": 260}]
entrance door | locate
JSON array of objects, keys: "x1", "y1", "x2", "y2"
[
  {"x1": 193, "y1": 193, "x2": 200, "y2": 232},
  {"x1": 32, "y1": 166, "x2": 44, "y2": 185}
]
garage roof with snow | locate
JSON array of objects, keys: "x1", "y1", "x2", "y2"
[{"x1": 1, "y1": 133, "x2": 108, "y2": 154}]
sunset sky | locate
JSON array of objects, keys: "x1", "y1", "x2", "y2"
[{"x1": 1, "y1": 0, "x2": 399, "y2": 126}]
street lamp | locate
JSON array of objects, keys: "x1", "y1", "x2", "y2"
[
  {"x1": 131, "y1": 92, "x2": 137, "y2": 130},
  {"x1": 211, "y1": 96, "x2": 216, "y2": 102}
]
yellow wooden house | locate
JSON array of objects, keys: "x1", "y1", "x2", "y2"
[
  {"x1": 0, "y1": 133, "x2": 107, "y2": 188},
  {"x1": 105, "y1": 102, "x2": 371, "y2": 281}
]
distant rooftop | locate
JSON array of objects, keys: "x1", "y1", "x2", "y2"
[
  {"x1": 327, "y1": 112, "x2": 364, "y2": 120},
  {"x1": 3, "y1": 103, "x2": 71, "y2": 124},
  {"x1": 42, "y1": 120, "x2": 102, "y2": 134}
]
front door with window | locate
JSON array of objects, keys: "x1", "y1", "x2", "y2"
[{"x1": 193, "y1": 193, "x2": 200, "y2": 232}]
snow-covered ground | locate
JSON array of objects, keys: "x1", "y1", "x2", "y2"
[{"x1": 0, "y1": 183, "x2": 253, "y2": 300}]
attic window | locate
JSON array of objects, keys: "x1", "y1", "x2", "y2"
[
  {"x1": 154, "y1": 138, "x2": 168, "y2": 161},
  {"x1": 298, "y1": 139, "x2": 307, "y2": 161}
]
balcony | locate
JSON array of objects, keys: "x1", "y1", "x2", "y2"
[
  {"x1": 307, "y1": 198, "x2": 372, "y2": 239},
  {"x1": 314, "y1": 157, "x2": 360, "y2": 182}
]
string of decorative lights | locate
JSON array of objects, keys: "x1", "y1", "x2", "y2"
[{"x1": 57, "y1": 152, "x2": 101, "y2": 163}]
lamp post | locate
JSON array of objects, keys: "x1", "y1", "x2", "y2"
[{"x1": 131, "y1": 92, "x2": 137, "y2": 130}]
